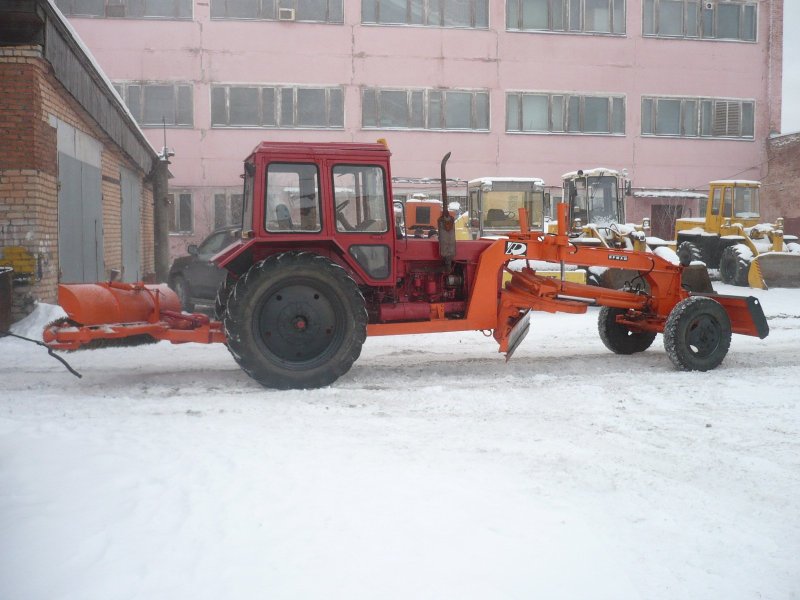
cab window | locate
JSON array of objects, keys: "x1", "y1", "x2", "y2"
[
  {"x1": 265, "y1": 163, "x2": 321, "y2": 232},
  {"x1": 333, "y1": 165, "x2": 388, "y2": 233}
]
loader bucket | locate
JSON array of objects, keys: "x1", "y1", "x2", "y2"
[
  {"x1": 58, "y1": 283, "x2": 181, "y2": 326},
  {"x1": 748, "y1": 253, "x2": 800, "y2": 289}
]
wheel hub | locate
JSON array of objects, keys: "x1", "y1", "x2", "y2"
[
  {"x1": 687, "y1": 317, "x2": 720, "y2": 356},
  {"x1": 257, "y1": 284, "x2": 338, "y2": 362}
]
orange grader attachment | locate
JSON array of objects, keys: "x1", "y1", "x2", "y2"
[{"x1": 43, "y1": 282, "x2": 225, "y2": 351}]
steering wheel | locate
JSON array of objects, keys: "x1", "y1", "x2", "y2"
[{"x1": 335, "y1": 200, "x2": 355, "y2": 231}]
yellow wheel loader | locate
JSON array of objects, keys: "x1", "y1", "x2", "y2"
[{"x1": 674, "y1": 180, "x2": 800, "y2": 289}]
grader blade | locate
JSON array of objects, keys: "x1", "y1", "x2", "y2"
[
  {"x1": 57, "y1": 282, "x2": 181, "y2": 325},
  {"x1": 748, "y1": 253, "x2": 800, "y2": 289}
]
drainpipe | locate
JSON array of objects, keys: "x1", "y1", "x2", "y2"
[{"x1": 152, "y1": 155, "x2": 171, "y2": 282}]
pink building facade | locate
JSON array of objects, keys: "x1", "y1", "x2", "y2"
[{"x1": 57, "y1": 0, "x2": 783, "y2": 255}]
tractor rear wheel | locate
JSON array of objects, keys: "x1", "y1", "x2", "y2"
[
  {"x1": 719, "y1": 244, "x2": 751, "y2": 286},
  {"x1": 214, "y1": 273, "x2": 237, "y2": 320},
  {"x1": 677, "y1": 241, "x2": 703, "y2": 267},
  {"x1": 223, "y1": 251, "x2": 367, "y2": 389},
  {"x1": 663, "y1": 296, "x2": 731, "y2": 371},
  {"x1": 598, "y1": 306, "x2": 657, "y2": 354}
]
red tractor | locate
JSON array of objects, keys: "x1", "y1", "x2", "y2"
[{"x1": 45, "y1": 142, "x2": 768, "y2": 389}]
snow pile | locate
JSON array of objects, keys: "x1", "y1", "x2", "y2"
[{"x1": 1, "y1": 286, "x2": 799, "y2": 600}]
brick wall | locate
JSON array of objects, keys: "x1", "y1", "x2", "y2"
[
  {"x1": 0, "y1": 46, "x2": 155, "y2": 323},
  {"x1": 762, "y1": 132, "x2": 800, "y2": 236}
]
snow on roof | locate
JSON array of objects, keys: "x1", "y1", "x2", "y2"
[
  {"x1": 468, "y1": 177, "x2": 546, "y2": 187},
  {"x1": 710, "y1": 180, "x2": 761, "y2": 186},
  {"x1": 634, "y1": 190, "x2": 708, "y2": 199},
  {"x1": 45, "y1": 0, "x2": 157, "y2": 158},
  {"x1": 561, "y1": 168, "x2": 621, "y2": 180}
]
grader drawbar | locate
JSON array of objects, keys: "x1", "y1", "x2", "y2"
[{"x1": 43, "y1": 143, "x2": 768, "y2": 389}]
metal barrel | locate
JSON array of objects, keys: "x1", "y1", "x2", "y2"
[{"x1": 58, "y1": 283, "x2": 181, "y2": 326}]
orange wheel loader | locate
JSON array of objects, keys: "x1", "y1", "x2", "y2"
[{"x1": 44, "y1": 142, "x2": 769, "y2": 389}]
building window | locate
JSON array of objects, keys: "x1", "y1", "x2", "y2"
[
  {"x1": 114, "y1": 82, "x2": 193, "y2": 127},
  {"x1": 643, "y1": 0, "x2": 756, "y2": 41},
  {"x1": 362, "y1": 0, "x2": 488, "y2": 28},
  {"x1": 506, "y1": 92, "x2": 625, "y2": 134},
  {"x1": 507, "y1": 0, "x2": 625, "y2": 34},
  {"x1": 168, "y1": 192, "x2": 193, "y2": 233},
  {"x1": 211, "y1": 86, "x2": 344, "y2": 129},
  {"x1": 54, "y1": 0, "x2": 192, "y2": 19},
  {"x1": 362, "y1": 88, "x2": 490, "y2": 131},
  {"x1": 214, "y1": 191, "x2": 244, "y2": 228},
  {"x1": 641, "y1": 96, "x2": 754, "y2": 139},
  {"x1": 210, "y1": 0, "x2": 343, "y2": 22}
]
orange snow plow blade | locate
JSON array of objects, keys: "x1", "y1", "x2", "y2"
[
  {"x1": 43, "y1": 282, "x2": 226, "y2": 351},
  {"x1": 58, "y1": 282, "x2": 182, "y2": 325}
]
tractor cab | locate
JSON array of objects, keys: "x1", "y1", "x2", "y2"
[
  {"x1": 561, "y1": 168, "x2": 625, "y2": 229},
  {"x1": 464, "y1": 177, "x2": 547, "y2": 239}
]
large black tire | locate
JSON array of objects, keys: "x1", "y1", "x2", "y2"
[
  {"x1": 719, "y1": 244, "x2": 751, "y2": 286},
  {"x1": 214, "y1": 273, "x2": 237, "y2": 320},
  {"x1": 663, "y1": 296, "x2": 731, "y2": 371},
  {"x1": 170, "y1": 276, "x2": 194, "y2": 312},
  {"x1": 223, "y1": 251, "x2": 367, "y2": 389},
  {"x1": 598, "y1": 306, "x2": 657, "y2": 354},
  {"x1": 677, "y1": 241, "x2": 703, "y2": 267}
]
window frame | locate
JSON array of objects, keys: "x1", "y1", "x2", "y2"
[
  {"x1": 264, "y1": 162, "x2": 323, "y2": 234},
  {"x1": 114, "y1": 81, "x2": 193, "y2": 128},
  {"x1": 213, "y1": 190, "x2": 245, "y2": 229},
  {"x1": 361, "y1": 87, "x2": 491, "y2": 132},
  {"x1": 641, "y1": 95, "x2": 755, "y2": 140},
  {"x1": 362, "y1": 0, "x2": 489, "y2": 29},
  {"x1": 506, "y1": 91, "x2": 626, "y2": 135},
  {"x1": 642, "y1": 0, "x2": 757, "y2": 42},
  {"x1": 506, "y1": 0, "x2": 626, "y2": 35},
  {"x1": 167, "y1": 191, "x2": 193, "y2": 234},
  {"x1": 210, "y1": 0, "x2": 344, "y2": 22},
  {"x1": 211, "y1": 85, "x2": 344, "y2": 130},
  {"x1": 54, "y1": 0, "x2": 193, "y2": 19}
]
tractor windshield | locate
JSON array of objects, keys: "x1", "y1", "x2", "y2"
[{"x1": 733, "y1": 186, "x2": 760, "y2": 219}]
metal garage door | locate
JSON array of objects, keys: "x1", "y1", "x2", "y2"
[{"x1": 57, "y1": 152, "x2": 103, "y2": 283}]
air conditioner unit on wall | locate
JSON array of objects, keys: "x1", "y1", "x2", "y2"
[{"x1": 278, "y1": 8, "x2": 295, "y2": 21}]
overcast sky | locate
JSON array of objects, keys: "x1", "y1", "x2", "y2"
[{"x1": 783, "y1": 3, "x2": 799, "y2": 133}]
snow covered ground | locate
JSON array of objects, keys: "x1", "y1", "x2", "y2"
[{"x1": 1, "y1": 284, "x2": 799, "y2": 600}]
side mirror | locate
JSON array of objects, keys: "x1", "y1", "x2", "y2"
[{"x1": 187, "y1": 244, "x2": 199, "y2": 256}]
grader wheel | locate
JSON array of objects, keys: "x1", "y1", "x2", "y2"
[
  {"x1": 598, "y1": 306, "x2": 657, "y2": 354},
  {"x1": 223, "y1": 251, "x2": 368, "y2": 389},
  {"x1": 663, "y1": 296, "x2": 731, "y2": 371}
]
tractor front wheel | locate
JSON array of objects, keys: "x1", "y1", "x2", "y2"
[
  {"x1": 663, "y1": 296, "x2": 731, "y2": 371},
  {"x1": 598, "y1": 306, "x2": 657, "y2": 354},
  {"x1": 719, "y1": 244, "x2": 751, "y2": 286},
  {"x1": 223, "y1": 251, "x2": 367, "y2": 389}
]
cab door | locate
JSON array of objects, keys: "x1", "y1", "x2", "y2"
[{"x1": 329, "y1": 163, "x2": 394, "y2": 283}]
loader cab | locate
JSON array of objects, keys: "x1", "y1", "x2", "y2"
[
  {"x1": 705, "y1": 180, "x2": 761, "y2": 233},
  {"x1": 465, "y1": 177, "x2": 546, "y2": 239},
  {"x1": 562, "y1": 169, "x2": 624, "y2": 229}
]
